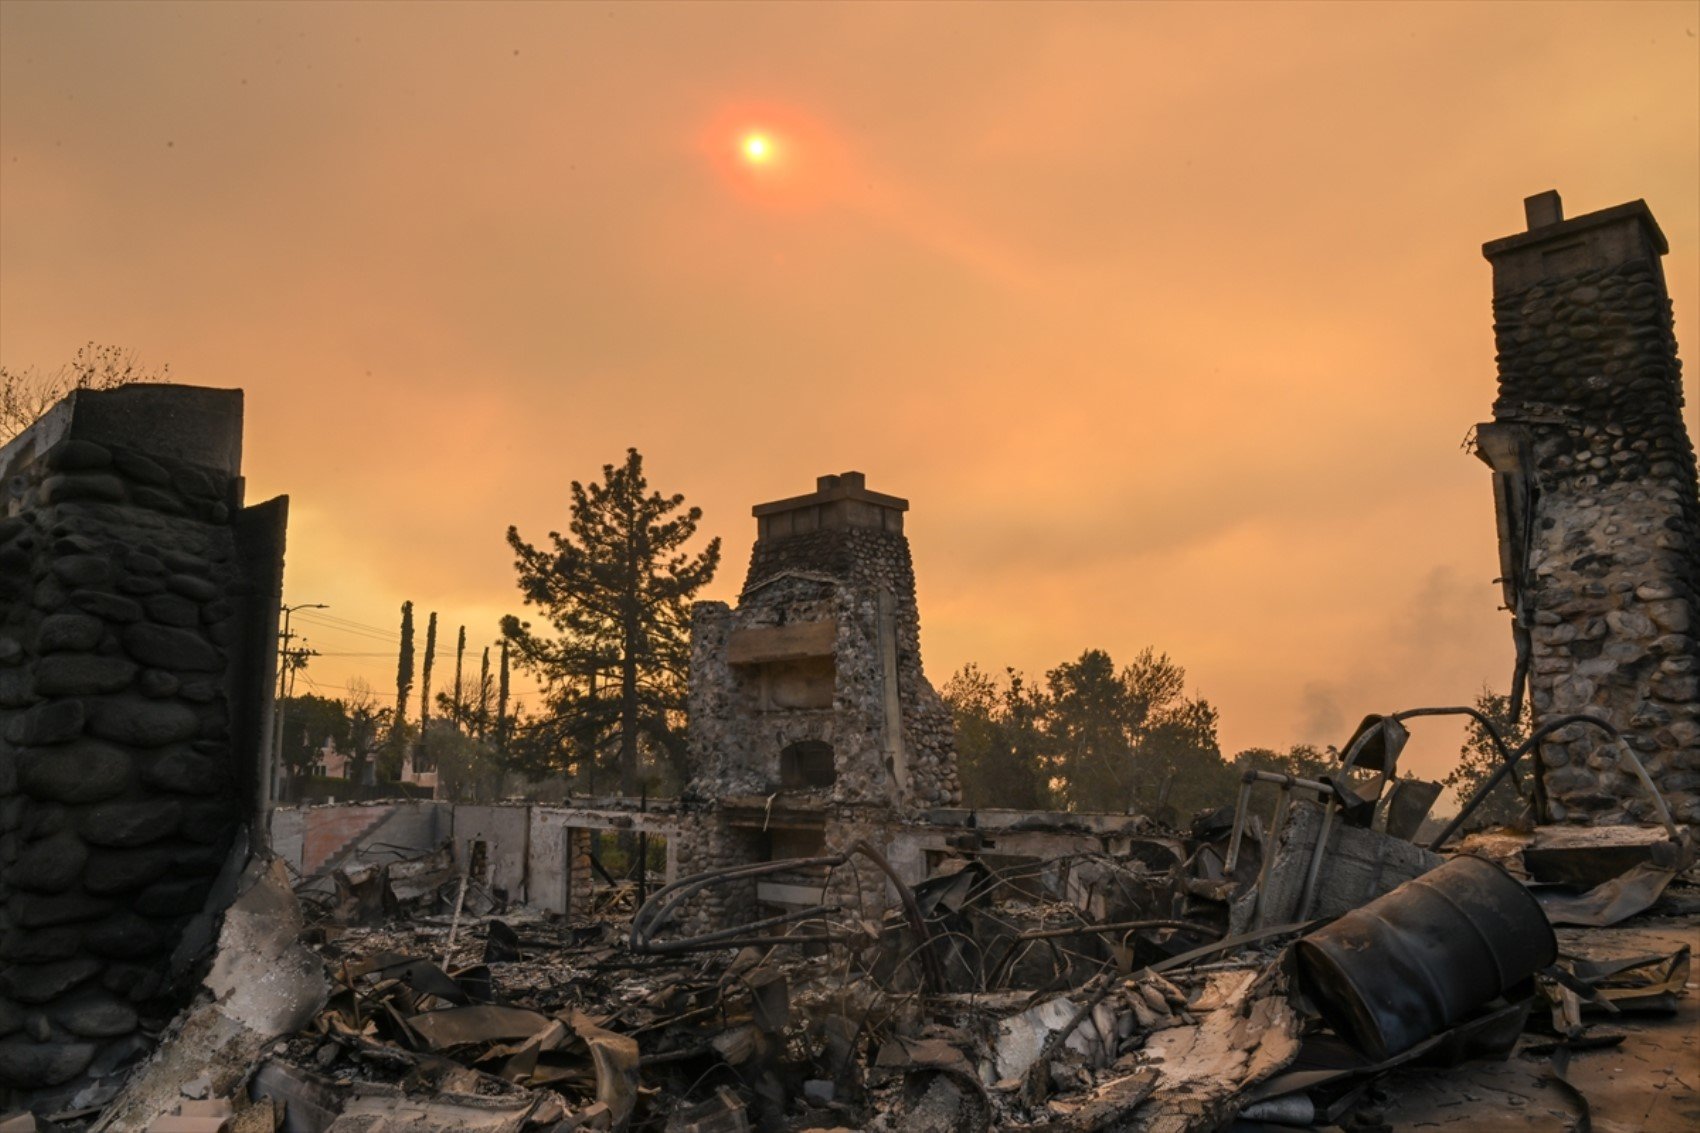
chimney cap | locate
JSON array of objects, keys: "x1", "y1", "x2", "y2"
[
  {"x1": 1524, "y1": 190, "x2": 1563, "y2": 230},
  {"x1": 751, "y1": 471, "x2": 909, "y2": 538},
  {"x1": 1483, "y1": 196, "x2": 1668, "y2": 263}
]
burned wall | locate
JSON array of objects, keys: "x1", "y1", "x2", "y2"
[
  {"x1": 0, "y1": 385, "x2": 284, "y2": 1104},
  {"x1": 1479, "y1": 193, "x2": 1700, "y2": 825}
]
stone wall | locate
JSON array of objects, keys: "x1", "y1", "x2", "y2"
[
  {"x1": 668, "y1": 809, "x2": 764, "y2": 931},
  {"x1": 0, "y1": 385, "x2": 285, "y2": 1106},
  {"x1": 1479, "y1": 193, "x2": 1700, "y2": 825}
]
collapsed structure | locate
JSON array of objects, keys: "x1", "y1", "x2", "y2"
[{"x1": 0, "y1": 190, "x2": 1695, "y2": 1132}]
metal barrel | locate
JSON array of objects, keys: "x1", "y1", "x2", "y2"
[{"x1": 1295, "y1": 854, "x2": 1555, "y2": 1061}]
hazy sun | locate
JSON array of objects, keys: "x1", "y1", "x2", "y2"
[{"x1": 742, "y1": 133, "x2": 773, "y2": 164}]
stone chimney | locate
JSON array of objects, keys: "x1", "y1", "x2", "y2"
[
  {"x1": 676, "y1": 473, "x2": 959, "y2": 931},
  {"x1": 1478, "y1": 192, "x2": 1700, "y2": 825},
  {"x1": 688, "y1": 471, "x2": 956, "y2": 807}
]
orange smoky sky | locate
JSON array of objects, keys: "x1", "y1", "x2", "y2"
[{"x1": 2, "y1": 1, "x2": 1697, "y2": 786}]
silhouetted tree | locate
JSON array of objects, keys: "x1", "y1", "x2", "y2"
[
  {"x1": 436, "y1": 628, "x2": 487, "y2": 735},
  {"x1": 0, "y1": 342, "x2": 170, "y2": 443},
  {"x1": 497, "y1": 637, "x2": 511, "y2": 759},
  {"x1": 1044, "y1": 648, "x2": 1220, "y2": 817},
  {"x1": 452, "y1": 625, "x2": 467, "y2": 727},
  {"x1": 1442, "y1": 686, "x2": 1532, "y2": 831},
  {"x1": 344, "y1": 677, "x2": 388, "y2": 785},
  {"x1": 504, "y1": 448, "x2": 721, "y2": 793},
  {"x1": 419, "y1": 611, "x2": 438, "y2": 770},
  {"x1": 476, "y1": 646, "x2": 491, "y2": 740},
  {"x1": 942, "y1": 663, "x2": 1052, "y2": 809},
  {"x1": 278, "y1": 694, "x2": 350, "y2": 778},
  {"x1": 393, "y1": 601, "x2": 415, "y2": 764}
]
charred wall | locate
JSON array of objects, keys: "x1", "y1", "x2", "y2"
[{"x1": 0, "y1": 385, "x2": 284, "y2": 1103}]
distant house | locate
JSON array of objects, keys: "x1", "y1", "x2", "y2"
[
  {"x1": 309, "y1": 738, "x2": 376, "y2": 786},
  {"x1": 401, "y1": 753, "x2": 438, "y2": 793}
]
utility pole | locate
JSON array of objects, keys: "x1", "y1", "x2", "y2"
[{"x1": 271, "y1": 602, "x2": 327, "y2": 807}]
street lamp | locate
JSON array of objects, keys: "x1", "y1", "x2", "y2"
[{"x1": 270, "y1": 602, "x2": 328, "y2": 807}]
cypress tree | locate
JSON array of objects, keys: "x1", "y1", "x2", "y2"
[
  {"x1": 452, "y1": 625, "x2": 467, "y2": 731},
  {"x1": 420, "y1": 612, "x2": 438, "y2": 769},
  {"x1": 394, "y1": 601, "x2": 415, "y2": 762},
  {"x1": 497, "y1": 637, "x2": 511, "y2": 759},
  {"x1": 476, "y1": 646, "x2": 491, "y2": 742}
]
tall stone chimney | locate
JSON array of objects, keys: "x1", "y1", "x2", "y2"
[
  {"x1": 674, "y1": 472, "x2": 959, "y2": 932},
  {"x1": 688, "y1": 470, "x2": 958, "y2": 810},
  {"x1": 1478, "y1": 192, "x2": 1700, "y2": 825}
]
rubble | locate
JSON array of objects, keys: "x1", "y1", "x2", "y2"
[
  {"x1": 89, "y1": 858, "x2": 326, "y2": 1133},
  {"x1": 0, "y1": 699, "x2": 1694, "y2": 1133}
]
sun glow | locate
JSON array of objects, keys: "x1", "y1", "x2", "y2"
[
  {"x1": 742, "y1": 133, "x2": 773, "y2": 164},
  {"x1": 701, "y1": 107, "x2": 845, "y2": 208}
]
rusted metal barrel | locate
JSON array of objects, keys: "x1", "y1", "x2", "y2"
[{"x1": 1296, "y1": 854, "x2": 1555, "y2": 1060}]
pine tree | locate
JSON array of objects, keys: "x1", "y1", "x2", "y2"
[{"x1": 504, "y1": 448, "x2": 721, "y2": 793}]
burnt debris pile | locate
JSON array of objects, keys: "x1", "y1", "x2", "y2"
[{"x1": 42, "y1": 721, "x2": 1689, "y2": 1133}]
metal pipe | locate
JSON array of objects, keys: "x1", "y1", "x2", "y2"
[
  {"x1": 642, "y1": 905, "x2": 846, "y2": 952},
  {"x1": 629, "y1": 841, "x2": 947, "y2": 993},
  {"x1": 1612, "y1": 735, "x2": 1679, "y2": 839},
  {"x1": 1223, "y1": 778, "x2": 1255, "y2": 873},
  {"x1": 1230, "y1": 768, "x2": 1332, "y2": 871},
  {"x1": 1294, "y1": 800, "x2": 1337, "y2": 922},
  {"x1": 1250, "y1": 785, "x2": 1292, "y2": 931},
  {"x1": 1014, "y1": 918, "x2": 1214, "y2": 942},
  {"x1": 631, "y1": 853, "x2": 845, "y2": 943},
  {"x1": 1427, "y1": 713, "x2": 1673, "y2": 849},
  {"x1": 847, "y1": 840, "x2": 947, "y2": 994},
  {"x1": 1242, "y1": 769, "x2": 1331, "y2": 796},
  {"x1": 1393, "y1": 705, "x2": 1524, "y2": 796}
]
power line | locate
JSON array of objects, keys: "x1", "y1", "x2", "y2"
[
  {"x1": 295, "y1": 610, "x2": 406, "y2": 637},
  {"x1": 295, "y1": 612, "x2": 397, "y2": 639},
  {"x1": 295, "y1": 611, "x2": 511, "y2": 652},
  {"x1": 287, "y1": 680, "x2": 549, "y2": 702}
]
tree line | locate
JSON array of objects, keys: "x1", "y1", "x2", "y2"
[{"x1": 941, "y1": 653, "x2": 1337, "y2": 821}]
